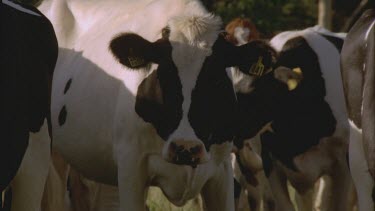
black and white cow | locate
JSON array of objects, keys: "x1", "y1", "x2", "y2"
[
  {"x1": 38, "y1": 0, "x2": 276, "y2": 210},
  {"x1": 232, "y1": 26, "x2": 353, "y2": 211},
  {"x1": 1, "y1": 0, "x2": 58, "y2": 210},
  {"x1": 224, "y1": 21, "x2": 276, "y2": 211},
  {"x1": 341, "y1": 9, "x2": 375, "y2": 211}
]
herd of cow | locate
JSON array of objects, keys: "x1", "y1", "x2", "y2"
[{"x1": 1, "y1": 0, "x2": 374, "y2": 210}]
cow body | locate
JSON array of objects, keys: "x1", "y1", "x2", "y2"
[
  {"x1": 38, "y1": 0, "x2": 276, "y2": 210},
  {"x1": 1, "y1": 0, "x2": 57, "y2": 209},
  {"x1": 267, "y1": 26, "x2": 350, "y2": 211},
  {"x1": 341, "y1": 9, "x2": 375, "y2": 211},
  {"x1": 232, "y1": 138, "x2": 275, "y2": 211},
  {"x1": 225, "y1": 19, "x2": 275, "y2": 211},
  {"x1": 233, "y1": 26, "x2": 352, "y2": 211}
]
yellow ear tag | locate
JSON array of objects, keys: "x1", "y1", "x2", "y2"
[
  {"x1": 287, "y1": 67, "x2": 303, "y2": 91},
  {"x1": 249, "y1": 56, "x2": 265, "y2": 76},
  {"x1": 127, "y1": 48, "x2": 145, "y2": 67},
  {"x1": 287, "y1": 79, "x2": 298, "y2": 91},
  {"x1": 292, "y1": 67, "x2": 302, "y2": 75}
]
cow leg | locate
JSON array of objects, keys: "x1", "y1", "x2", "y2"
[
  {"x1": 69, "y1": 168, "x2": 92, "y2": 211},
  {"x1": 10, "y1": 122, "x2": 51, "y2": 211},
  {"x1": 118, "y1": 169, "x2": 147, "y2": 211},
  {"x1": 313, "y1": 176, "x2": 331, "y2": 211},
  {"x1": 245, "y1": 184, "x2": 261, "y2": 211},
  {"x1": 294, "y1": 187, "x2": 313, "y2": 211},
  {"x1": 77, "y1": 177, "x2": 119, "y2": 211},
  {"x1": 349, "y1": 123, "x2": 375, "y2": 211},
  {"x1": 327, "y1": 158, "x2": 352, "y2": 211},
  {"x1": 259, "y1": 171, "x2": 275, "y2": 211},
  {"x1": 263, "y1": 197, "x2": 276, "y2": 211},
  {"x1": 117, "y1": 150, "x2": 148, "y2": 211},
  {"x1": 233, "y1": 178, "x2": 242, "y2": 210},
  {"x1": 201, "y1": 159, "x2": 235, "y2": 211},
  {"x1": 41, "y1": 150, "x2": 70, "y2": 211},
  {"x1": 267, "y1": 166, "x2": 295, "y2": 211}
]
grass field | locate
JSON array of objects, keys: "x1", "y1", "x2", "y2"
[{"x1": 146, "y1": 188, "x2": 203, "y2": 211}]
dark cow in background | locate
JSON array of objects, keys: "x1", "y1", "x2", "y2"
[
  {"x1": 1, "y1": 0, "x2": 58, "y2": 210},
  {"x1": 232, "y1": 26, "x2": 353, "y2": 211},
  {"x1": 341, "y1": 9, "x2": 375, "y2": 211},
  {"x1": 225, "y1": 17, "x2": 275, "y2": 211},
  {"x1": 225, "y1": 18, "x2": 260, "y2": 46}
]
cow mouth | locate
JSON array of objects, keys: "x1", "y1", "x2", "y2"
[
  {"x1": 164, "y1": 140, "x2": 210, "y2": 167},
  {"x1": 171, "y1": 148, "x2": 202, "y2": 168}
]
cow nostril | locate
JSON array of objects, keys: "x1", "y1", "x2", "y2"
[
  {"x1": 190, "y1": 145, "x2": 202, "y2": 154},
  {"x1": 169, "y1": 142, "x2": 185, "y2": 153},
  {"x1": 167, "y1": 141, "x2": 206, "y2": 167}
]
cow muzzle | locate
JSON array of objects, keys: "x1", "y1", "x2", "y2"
[{"x1": 165, "y1": 139, "x2": 210, "y2": 168}]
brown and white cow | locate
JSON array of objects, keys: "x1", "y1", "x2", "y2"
[
  {"x1": 38, "y1": 0, "x2": 276, "y2": 210},
  {"x1": 1, "y1": 0, "x2": 58, "y2": 210},
  {"x1": 341, "y1": 8, "x2": 375, "y2": 211},
  {"x1": 232, "y1": 26, "x2": 353, "y2": 211}
]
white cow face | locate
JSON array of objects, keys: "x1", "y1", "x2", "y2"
[{"x1": 110, "y1": 16, "x2": 275, "y2": 167}]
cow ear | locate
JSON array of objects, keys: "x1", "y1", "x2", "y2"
[
  {"x1": 224, "y1": 39, "x2": 276, "y2": 77},
  {"x1": 274, "y1": 66, "x2": 303, "y2": 91},
  {"x1": 110, "y1": 33, "x2": 166, "y2": 69}
]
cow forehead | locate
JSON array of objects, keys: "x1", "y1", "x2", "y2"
[
  {"x1": 167, "y1": 13, "x2": 222, "y2": 74},
  {"x1": 163, "y1": 14, "x2": 223, "y2": 139}
]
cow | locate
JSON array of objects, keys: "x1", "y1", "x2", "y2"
[
  {"x1": 341, "y1": 9, "x2": 375, "y2": 211},
  {"x1": 224, "y1": 18, "x2": 275, "y2": 211},
  {"x1": 231, "y1": 138, "x2": 275, "y2": 211},
  {"x1": 1, "y1": 0, "x2": 58, "y2": 210},
  {"x1": 231, "y1": 26, "x2": 353, "y2": 211},
  {"x1": 38, "y1": 0, "x2": 276, "y2": 210}
]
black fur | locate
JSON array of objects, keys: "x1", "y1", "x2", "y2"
[
  {"x1": 135, "y1": 40, "x2": 183, "y2": 140},
  {"x1": 1, "y1": 1, "x2": 57, "y2": 191},
  {"x1": 235, "y1": 36, "x2": 337, "y2": 171},
  {"x1": 64, "y1": 78, "x2": 72, "y2": 94},
  {"x1": 233, "y1": 178, "x2": 241, "y2": 199},
  {"x1": 320, "y1": 34, "x2": 344, "y2": 52},
  {"x1": 58, "y1": 106, "x2": 67, "y2": 126}
]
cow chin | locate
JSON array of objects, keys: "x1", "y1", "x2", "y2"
[{"x1": 161, "y1": 139, "x2": 211, "y2": 168}]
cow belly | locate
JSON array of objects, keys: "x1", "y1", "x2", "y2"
[
  {"x1": 53, "y1": 126, "x2": 118, "y2": 185},
  {"x1": 50, "y1": 48, "x2": 139, "y2": 184},
  {"x1": 51, "y1": 93, "x2": 119, "y2": 185}
]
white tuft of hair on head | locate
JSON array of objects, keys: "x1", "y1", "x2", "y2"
[{"x1": 167, "y1": 0, "x2": 222, "y2": 54}]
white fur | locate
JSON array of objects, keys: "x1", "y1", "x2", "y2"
[
  {"x1": 234, "y1": 26, "x2": 250, "y2": 45},
  {"x1": 2, "y1": 0, "x2": 41, "y2": 17},
  {"x1": 228, "y1": 67, "x2": 255, "y2": 94},
  {"x1": 38, "y1": 0, "x2": 234, "y2": 210},
  {"x1": 227, "y1": 29, "x2": 256, "y2": 94}
]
